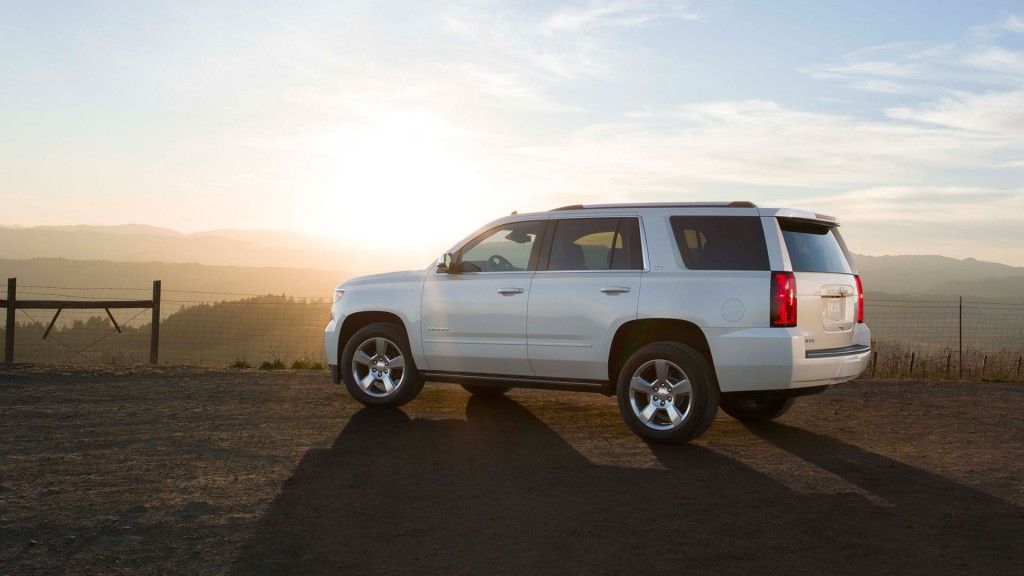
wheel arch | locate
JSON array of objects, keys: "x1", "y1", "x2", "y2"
[
  {"x1": 608, "y1": 318, "x2": 717, "y2": 392},
  {"x1": 338, "y1": 311, "x2": 410, "y2": 359}
]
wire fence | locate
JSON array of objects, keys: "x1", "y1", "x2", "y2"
[
  {"x1": 2, "y1": 285, "x2": 329, "y2": 368},
  {"x1": 867, "y1": 297, "x2": 1023, "y2": 381},
  {"x1": 2, "y1": 286, "x2": 1023, "y2": 381}
]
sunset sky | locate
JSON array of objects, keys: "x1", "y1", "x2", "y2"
[{"x1": 2, "y1": 1, "x2": 1023, "y2": 267}]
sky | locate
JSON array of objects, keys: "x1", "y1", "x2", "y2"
[{"x1": 2, "y1": 0, "x2": 1023, "y2": 267}]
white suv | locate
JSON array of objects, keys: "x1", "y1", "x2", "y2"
[{"x1": 325, "y1": 202, "x2": 870, "y2": 443}]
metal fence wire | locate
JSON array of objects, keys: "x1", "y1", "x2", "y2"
[
  {"x1": 868, "y1": 297, "x2": 1024, "y2": 380},
  {"x1": 2, "y1": 286, "x2": 329, "y2": 368},
  {"x1": 2, "y1": 287, "x2": 1023, "y2": 380}
]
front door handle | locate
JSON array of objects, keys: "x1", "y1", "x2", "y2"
[
  {"x1": 497, "y1": 288, "x2": 525, "y2": 295},
  {"x1": 600, "y1": 286, "x2": 631, "y2": 295}
]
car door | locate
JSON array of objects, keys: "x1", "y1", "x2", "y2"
[
  {"x1": 420, "y1": 219, "x2": 545, "y2": 376},
  {"x1": 527, "y1": 216, "x2": 644, "y2": 381}
]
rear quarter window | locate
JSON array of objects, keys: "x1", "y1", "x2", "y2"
[
  {"x1": 670, "y1": 216, "x2": 769, "y2": 271},
  {"x1": 779, "y1": 219, "x2": 853, "y2": 274}
]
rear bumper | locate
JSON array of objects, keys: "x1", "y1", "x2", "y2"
[
  {"x1": 806, "y1": 344, "x2": 871, "y2": 359},
  {"x1": 710, "y1": 323, "x2": 871, "y2": 393}
]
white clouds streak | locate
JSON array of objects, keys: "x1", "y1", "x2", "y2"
[
  {"x1": 542, "y1": 0, "x2": 697, "y2": 34},
  {"x1": 440, "y1": 0, "x2": 696, "y2": 102},
  {"x1": 887, "y1": 89, "x2": 1024, "y2": 137},
  {"x1": 807, "y1": 16, "x2": 1024, "y2": 97},
  {"x1": 519, "y1": 99, "x2": 1019, "y2": 191},
  {"x1": 786, "y1": 186, "x2": 1024, "y2": 225}
]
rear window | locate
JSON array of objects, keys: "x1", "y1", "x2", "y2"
[
  {"x1": 779, "y1": 219, "x2": 853, "y2": 274},
  {"x1": 670, "y1": 216, "x2": 769, "y2": 271}
]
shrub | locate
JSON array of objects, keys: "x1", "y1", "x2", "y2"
[
  {"x1": 290, "y1": 356, "x2": 328, "y2": 370},
  {"x1": 259, "y1": 358, "x2": 287, "y2": 370}
]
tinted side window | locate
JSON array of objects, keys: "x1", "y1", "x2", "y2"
[
  {"x1": 611, "y1": 218, "x2": 644, "y2": 270},
  {"x1": 670, "y1": 216, "x2": 769, "y2": 271},
  {"x1": 458, "y1": 220, "x2": 542, "y2": 272},
  {"x1": 546, "y1": 218, "x2": 643, "y2": 271},
  {"x1": 779, "y1": 220, "x2": 853, "y2": 274}
]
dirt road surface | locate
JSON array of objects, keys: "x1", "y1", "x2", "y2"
[{"x1": 1, "y1": 366, "x2": 1021, "y2": 575}]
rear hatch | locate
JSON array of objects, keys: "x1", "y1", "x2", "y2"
[{"x1": 778, "y1": 218, "x2": 859, "y2": 352}]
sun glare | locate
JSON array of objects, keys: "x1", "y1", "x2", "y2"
[{"x1": 295, "y1": 110, "x2": 486, "y2": 261}]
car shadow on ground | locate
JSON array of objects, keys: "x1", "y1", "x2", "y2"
[{"x1": 229, "y1": 395, "x2": 1022, "y2": 576}]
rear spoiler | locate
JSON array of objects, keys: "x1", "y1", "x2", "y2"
[{"x1": 762, "y1": 208, "x2": 842, "y2": 226}]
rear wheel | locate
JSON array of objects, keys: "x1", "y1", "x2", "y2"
[
  {"x1": 720, "y1": 396, "x2": 795, "y2": 422},
  {"x1": 460, "y1": 384, "x2": 510, "y2": 396},
  {"x1": 616, "y1": 342, "x2": 719, "y2": 444},
  {"x1": 341, "y1": 323, "x2": 423, "y2": 408}
]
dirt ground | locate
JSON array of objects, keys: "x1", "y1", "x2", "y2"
[{"x1": 0, "y1": 366, "x2": 1021, "y2": 576}]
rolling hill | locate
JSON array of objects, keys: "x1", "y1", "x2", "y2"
[
  {"x1": 1, "y1": 224, "x2": 1021, "y2": 301},
  {"x1": 0, "y1": 258, "x2": 349, "y2": 301},
  {"x1": 852, "y1": 254, "x2": 1024, "y2": 300},
  {"x1": 0, "y1": 225, "x2": 418, "y2": 274}
]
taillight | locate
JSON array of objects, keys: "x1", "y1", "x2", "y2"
[
  {"x1": 855, "y1": 275, "x2": 864, "y2": 323},
  {"x1": 770, "y1": 272, "x2": 797, "y2": 327}
]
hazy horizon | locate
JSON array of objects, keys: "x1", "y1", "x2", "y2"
[
  {"x1": 3, "y1": 221, "x2": 1024, "y2": 274},
  {"x1": 3, "y1": 1, "x2": 1023, "y2": 266}
]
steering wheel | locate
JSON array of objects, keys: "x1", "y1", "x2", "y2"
[{"x1": 488, "y1": 254, "x2": 515, "y2": 271}]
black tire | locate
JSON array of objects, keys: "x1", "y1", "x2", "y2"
[
  {"x1": 720, "y1": 396, "x2": 795, "y2": 422},
  {"x1": 616, "y1": 342, "x2": 719, "y2": 444},
  {"x1": 460, "y1": 383, "x2": 510, "y2": 396},
  {"x1": 341, "y1": 322, "x2": 424, "y2": 408}
]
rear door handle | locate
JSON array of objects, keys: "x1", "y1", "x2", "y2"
[
  {"x1": 600, "y1": 286, "x2": 631, "y2": 295},
  {"x1": 497, "y1": 288, "x2": 525, "y2": 295}
]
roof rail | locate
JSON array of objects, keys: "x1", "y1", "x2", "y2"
[{"x1": 551, "y1": 201, "x2": 757, "y2": 211}]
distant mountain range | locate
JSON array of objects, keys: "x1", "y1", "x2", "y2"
[
  {"x1": 0, "y1": 259, "x2": 346, "y2": 301},
  {"x1": 1, "y1": 224, "x2": 1022, "y2": 301},
  {"x1": 0, "y1": 224, "x2": 413, "y2": 274},
  {"x1": 852, "y1": 254, "x2": 1024, "y2": 300}
]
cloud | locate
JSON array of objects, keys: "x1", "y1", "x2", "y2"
[
  {"x1": 806, "y1": 15, "x2": 1024, "y2": 95},
  {"x1": 803, "y1": 14, "x2": 1024, "y2": 154},
  {"x1": 783, "y1": 186, "x2": 1024, "y2": 264},
  {"x1": 542, "y1": 0, "x2": 697, "y2": 34},
  {"x1": 970, "y1": 14, "x2": 1024, "y2": 37},
  {"x1": 516, "y1": 98, "x2": 1021, "y2": 192},
  {"x1": 886, "y1": 89, "x2": 1024, "y2": 137},
  {"x1": 441, "y1": 1, "x2": 697, "y2": 86},
  {"x1": 782, "y1": 186, "x2": 1024, "y2": 225},
  {"x1": 959, "y1": 46, "x2": 1024, "y2": 76}
]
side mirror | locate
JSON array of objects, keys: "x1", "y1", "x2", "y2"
[{"x1": 437, "y1": 253, "x2": 459, "y2": 274}]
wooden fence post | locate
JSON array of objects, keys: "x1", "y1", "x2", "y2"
[
  {"x1": 150, "y1": 280, "x2": 161, "y2": 364},
  {"x1": 4, "y1": 278, "x2": 14, "y2": 364}
]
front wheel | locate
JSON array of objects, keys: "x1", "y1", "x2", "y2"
[
  {"x1": 616, "y1": 343, "x2": 719, "y2": 444},
  {"x1": 720, "y1": 396, "x2": 795, "y2": 422},
  {"x1": 341, "y1": 323, "x2": 423, "y2": 408}
]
